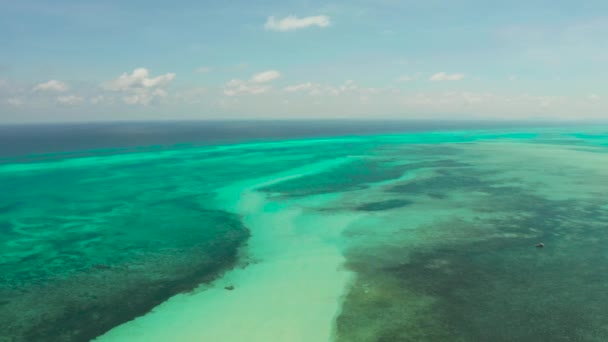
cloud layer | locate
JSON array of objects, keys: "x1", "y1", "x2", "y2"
[
  {"x1": 33, "y1": 80, "x2": 69, "y2": 92},
  {"x1": 1, "y1": 67, "x2": 606, "y2": 122},
  {"x1": 102, "y1": 68, "x2": 176, "y2": 105},
  {"x1": 429, "y1": 72, "x2": 465, "y2": 81},
  {"x1": 264, "y1": 15, "x2": 330, "y2": 31},
  {"x1": 251, "y1": 70, "x2": 281, "y2": 83},
  {"x1": 224, "y1": 70, "x2": 281, "y2": 96}
]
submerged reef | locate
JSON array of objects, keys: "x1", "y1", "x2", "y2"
[
  {"x1": 0, "y1": 209, "x2": 249, "y2": 342},
  {"x1": 2, "y1": 128, "x2": 608, "y2": 341},
  {"x1": 334, "y1": 143, "x2": 608, "y2": 342}
]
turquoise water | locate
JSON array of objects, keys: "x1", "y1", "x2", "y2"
[{"x1": 1, "y1": 124, "x2": 608, "y2": 341}]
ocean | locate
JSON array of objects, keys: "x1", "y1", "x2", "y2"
[{"x1": 1, "y1": 121, "x2": 607, "y2": 341}]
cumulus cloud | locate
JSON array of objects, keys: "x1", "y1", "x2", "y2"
[
  {"x1": 283, "y1": 82, "x2": 338, "y2": 96},
  {"x1": 57, "y1": 95, "x2": 84, "y2": 105},
  {"x1": 264, "y1": 15, "x2": 330, "y2": 31},
  {"x1": 124, "y1": 89, "x2": 169, "y2": 105},
  {"x1": 429, "y1": 72, "x2": 465, "y2": 81},
  {"x1": 102, "y1": 68, "x2": 175, "y2": 105},
  {"x1": 251, "y1": 70, "x2": 281, "y2": 83},
  {"x1": 102, "y1": 68, "x2": 175, "y2": 91},
  {"x1": 33, "y1": 80, "x2": 68, "y2": 92},
  {"x1": 224, "y1": 80, "x2": 270, "y2": 96},
  {"x1": 196, "y1": 67, "x2": 212, "y2": 73},
  {"x1": 224, "y1": 70, "x2": 281, "y2": 96},
  {"x1": 282, "y1": 80, "x2": 380, "y2": 97},
  {"x1": 212, "y1": 80, "x2": 606, "y2": 119}
]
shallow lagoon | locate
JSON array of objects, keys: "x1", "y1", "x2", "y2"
[{"x1": 1, "y1": 124, "x2": 608, "y2": 341}]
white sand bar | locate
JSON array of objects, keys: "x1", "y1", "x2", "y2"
[{"x1": 97, "y1": 160, "x2": 359, "y2": 342}]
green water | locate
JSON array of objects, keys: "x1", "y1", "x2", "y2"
[{"x1": 1, "y1": 126, "x2": 608, "y2": 341}]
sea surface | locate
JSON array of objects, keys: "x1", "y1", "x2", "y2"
[{"x1": 1, "y1": 121, "x2": 608, "y2": 341}]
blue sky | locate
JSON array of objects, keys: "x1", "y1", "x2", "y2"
[{"x1": 1, "y1": 0, "x2": 607, "y2": 122}]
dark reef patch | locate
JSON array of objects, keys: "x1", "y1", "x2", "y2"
[
  {"x1": 260, "y1": 159, "x2": 406, "y2": 197},
  {"x1": 337, "y1": 156, "x2": 608, "y2": 341},
  {"x1": 0, "y1": 210, "x2": 249, "y2": 342},
  {"x1": 355, "y1": 199, "x2": 413, "y2": 212},
  {"x1": 387, "y1": 170, "x2": 483, "y2": 195},
  {"x1": 260, "y1": 157, "x2": 470, "y2": 198},
  {"x1": 0, "y1": 202, "x2": 21, "y2": 214},
  {"x1": 379, "y1": 145, "x2": 464, "y2": 157}
]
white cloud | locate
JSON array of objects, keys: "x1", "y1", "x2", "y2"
[
  {"x1": 282, "y1": 80, "x2": 382, "y2": 97},
  {"x1": 264, "y1": 15, "x2": 330, "y2": 31},
  {"x1": 284, "y1": 83, "x2": 314, "y2": 92},
  {"x1": 102, "y1": 68, "x2": 175, "y2": 91},
  {"x1": 123, "y1": 88, "x2": 168, "y2": 105},
  {"x1": 224, "y1": 79, "x2": 270, "y2": 96},
  {"x1": 7, "y1": 68, "x2": 606, "y2": 121},
  {"x1": 33, "y1": 80, "x2": 68, "y2": 92},
  {"x1": 283, "y1": 82, "x2": 339, "y2": 96},
  {"x1": 210, "y1": 83, "x2": 606, "y2": 119},
  {"x1": 102, "y1": 68, "x2": 175, "y2": 105},
  {"x1": 196, "y1": 67, "x2": 212, "y2": 73},
  {"x1": 429, "y1": 72, "x2": 465, "y2": 81},
  {"x1": 224, "y1": 70, "x2": 281, "y2": 96},
  {"x1": 251, "y1": 70, "x2": 281, "y2": 83},
  {"x1": 7, "y1": 97, "x2": 24, "y2": 106},
  {"x1": 57, "y1": 95, "x2": 84, "y2": 105}
]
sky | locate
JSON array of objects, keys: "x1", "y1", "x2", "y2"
[{"x1": 1, "y1": 0, "x2": 608, "y2": 123}]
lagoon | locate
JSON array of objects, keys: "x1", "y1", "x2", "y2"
[{"x1": 1, "y1": 122, "x2": 607, "y2": 341}]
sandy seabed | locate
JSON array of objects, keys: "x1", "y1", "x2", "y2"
[{"x1": 96, "y1": 158, "x2": 361, "y2": 342}]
